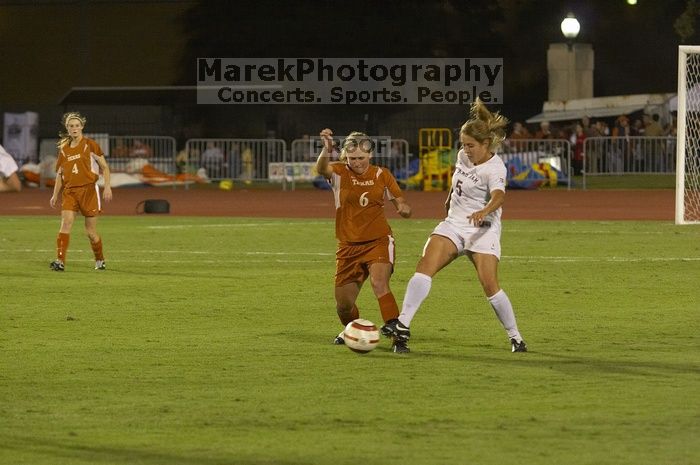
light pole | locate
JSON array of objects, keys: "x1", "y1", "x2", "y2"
[
  {"x1": 561, "y1": 13, "x2": 580, "y2": 98},
  {"x1": 547, "y1": 12, "x2": 593, "y2": 101},
  {"x1": 560, "y1": 12, "x2": 580, "y2": 50}
]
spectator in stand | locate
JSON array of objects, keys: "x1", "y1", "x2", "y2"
[
  {"x1": 643, "y1": 114, "x2": 664, "y2": 137},
  {"x1": 241, "y1": 145, "x2": 254, "y2": 185},
  {"x1": 292, "y1": 134, "x2": 312, "y2": 162},
  {"x1": 631, "y1": 119, "x2": 645, "y2": 172},
  {"x1": 570, "y1": 123, "x2": 586, "y2": 175},
  {"x1": 632, "y1": 118, "x2": 645, "y2": 136},
  {"x1": 200, "y1": 141, "x2": 225, "y2": 178},
  {"x1": 111, "y1": 138, "x2": 130, "y2": 158},
  {"x1": 535, "y1": 121, "x2": 554, "y2": 139},
  {"x1": 612, "y1": 115, "x2": 632, "y2": 172},
  {"x1": 581, "y1": 115, "x2": 596, "y2": 137},
  {"x1": 509, "y1": 122, "x2": 531, "y2": 140},
  {"x1": 584, "y1": 119, "x2": 604, "y2": 174},
  {"x1": 643, "y1": 114, "x2": 666, "y2": 172},
  {"x1": 596, "y1": 120, "x2": 610, "y2": 136},
  {"x1": 0, "y1": 143, "x2": 22, "y2": 192},
  {"x1": 390, "y1": 140, "x2": 403, "y2": 158},
  {"x1": 129, "y1": 139, "x2": 153, "y2": 159},
  {"x1": 666, "y1": 115, "x2": 677, "y2": 137}
]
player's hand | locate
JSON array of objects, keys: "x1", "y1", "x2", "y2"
[
  {"x1": 398, "y1": 203, "x2": 412, "y2": 218},
  {"x1": 468, "y1": 210, "x2": 486, "y2": 226},
  {"x1": 49, "y1": 195, "x2": 57, "y2": 209},
  {"x1": 320, "y1": 128, "x2": 334, "y2": 152},
  {"x1": 103, "y1": 186, "x2": 113, "y2": 202}
]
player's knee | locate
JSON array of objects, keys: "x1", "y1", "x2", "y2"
[
  {"x1": 482, "y1": 281, "x2": 500, "y2": 297},
  {"x1": 370, "y1": 279, "x2": 390, "y2": 296}
]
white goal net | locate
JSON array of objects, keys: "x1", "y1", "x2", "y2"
[{"x1": 676, "y1": 46, "x2": 700, "y2": 224}]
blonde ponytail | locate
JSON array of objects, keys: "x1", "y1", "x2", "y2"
[{"x1": 460, "y1": 98, "x2": 508, "y2": 152}]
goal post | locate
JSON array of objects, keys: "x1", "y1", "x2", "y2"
[{"x1": 676, "y1": 46, "x2": 700, "y2": 224}]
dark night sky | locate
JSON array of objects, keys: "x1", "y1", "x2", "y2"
[{"x1": 0, "y1": 0, "x2": 695, "y2": 122}]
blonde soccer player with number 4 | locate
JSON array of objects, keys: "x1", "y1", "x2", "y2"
[
  {"x1": 49, "y1": 112, "x2": 112, "y2": 271},
  {"x1": 316, "y1": 128, "x2": 412, "y2": 353}
]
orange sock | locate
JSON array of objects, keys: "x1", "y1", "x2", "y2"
[
  {"x1": 57, "y1": 233, "x2": 70, "y2": 263},
  {"x1": 91, "y1": 239, "x2": 104, "y2": 261},
  {"x1": 378, "y1": 292, "x2": 399, "y2": 322}
]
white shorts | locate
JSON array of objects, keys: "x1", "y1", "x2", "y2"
[
  {"x1": 0, "y1": 150, "x2": 19, "y2": 178},
  {"x1": 430, "y1": 220, "x2": 501, "y2": 259}
]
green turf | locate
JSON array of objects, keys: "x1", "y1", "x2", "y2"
[{"x1": 1, "y1": 216, "x2": 699, "y2": 465}]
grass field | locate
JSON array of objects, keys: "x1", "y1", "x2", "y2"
[{"x1": 1, "y1": 216, "x2": 699, "y2": 465}]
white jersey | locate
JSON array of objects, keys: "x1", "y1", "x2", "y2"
[
  {"x1": 0, "y1": 144, "x2": 19, "y2": 177},
  {"x1": 445, "y1": 149, "x2": 506, "y2": 234}
]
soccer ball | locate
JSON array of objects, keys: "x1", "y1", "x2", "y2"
[{"x1": 343, "y1": 319, "x2": 380, "y2": 354}]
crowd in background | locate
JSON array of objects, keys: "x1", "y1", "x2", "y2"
[
  {"x1": 0, "y1": 111, "x2": 681, "y2": 190},
  {"x1": 503, "y1": 113, "x2": 678, "y2": 175}
]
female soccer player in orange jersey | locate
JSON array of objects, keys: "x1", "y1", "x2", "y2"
[
  {"x1": 316, "y1": 128, "x2": 412, "y2": 353},
  {"x1": 49, "y1": 112, "x2": 112, "y2": 271}
]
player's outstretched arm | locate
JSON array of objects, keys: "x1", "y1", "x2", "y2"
[
  {"x1": 316, "y1": 128, "x2": 335, "y2": 178},
  {"x1": 391, "y1": 197, "x2": 412, "y2": 218}
]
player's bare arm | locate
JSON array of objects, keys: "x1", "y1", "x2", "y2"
[
  {"x1": 316, "y1": 128, "x2": 335, "y2": 178},
  {"x1": 468, "y1": 189, "x2": 505, "y2": 226},
  {"x1": 391, "y1": 197, "x2": 412, "y2": 218},
  {"x1": 96, "y1": 156, "x2": 113, "y2": 202},
  {"x1": 444, "y1": 187, "x2": 453, "y2": 216},
  {"x1": 49, "y1": 170, "x2": 63, "y2": 209}
]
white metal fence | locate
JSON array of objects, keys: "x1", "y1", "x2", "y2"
[
  {"x1": 289, "y1": 137, "x2": 412, "y2": 181},
  {"x1": 454, "y1": 138, "x2": 572, "y2": 189},
  {"x1": 102, "y1": 135, "x2": 178, "y2": 175},
  {"x1": 582, "y1": 136, "x2": 676, "y2": 188},
  {"x1": 183, "y1": 138, "x2": 289, "y2": 188}
]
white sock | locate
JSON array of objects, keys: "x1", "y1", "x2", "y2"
[
  {"x1": 488, "y1": 289, "x2": 522, "y2": 341},
  {"x1": 398, "y1": 273, "x2": 432, "y2": 327}
]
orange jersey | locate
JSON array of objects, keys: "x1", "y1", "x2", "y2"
[
  {"x1": 329, "y1": 163, "x2": 403, "y2": 242},
  {"x1": 55, "y1": 137, "x2": 104, "y2": 188}
]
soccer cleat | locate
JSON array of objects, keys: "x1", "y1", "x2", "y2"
[
  {"x1": 95, "y1": 260, "x2": 106, "y2": 270},
  {"x1": 50, "y1": 259, "x2": 65, "y2": 271},
  {"x1": 380, "y1": 318, "x2": 411, "y2": 342},
  {"x1": 511, "y1": 338, "x2": 528, "y2": 353},
  {"x1": 392, "y1": 338, "x2": 410, "y2": 354},
  {"x1": 333, "y1": 331, "x2": 345, "y2": 345}
]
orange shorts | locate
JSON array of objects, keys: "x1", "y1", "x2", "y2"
[
  {"x1": 335, "y1": 235, "x2": 395, "y2": 286},
  {"x1": 62, "y1": 184, "x2": 101, "y2": 217}
]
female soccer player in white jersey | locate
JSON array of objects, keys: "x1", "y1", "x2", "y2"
[{"x1": 382, "y1": 98, "x2": 527, "y2": 353}]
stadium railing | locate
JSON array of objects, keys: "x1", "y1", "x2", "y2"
[
  {"x1": 582, "y1": 136, "x2": 676, "y2": 188},
  {"x1": 289, "y1": 137, "x2": 412, "y2": 184},
  {"x1": 103, "y1": 135, "x2": 178, "y2": 183},
  {"x1": 184, "y1": 138, "x2": 289, "y2": 189},
  {"x1": 453, "y1": 137, "x2": 573, "y2": 189}
]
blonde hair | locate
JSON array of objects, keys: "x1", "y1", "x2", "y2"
[
  {"x1": 339, "y1": 131, "x2": 373, "y2": 162},
  {"x1": 460, "y1": 99, "x2": 508, "y2": 152},
  {"x1": 57, "y1": 112, "x2": 87, "y2": 148}
]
